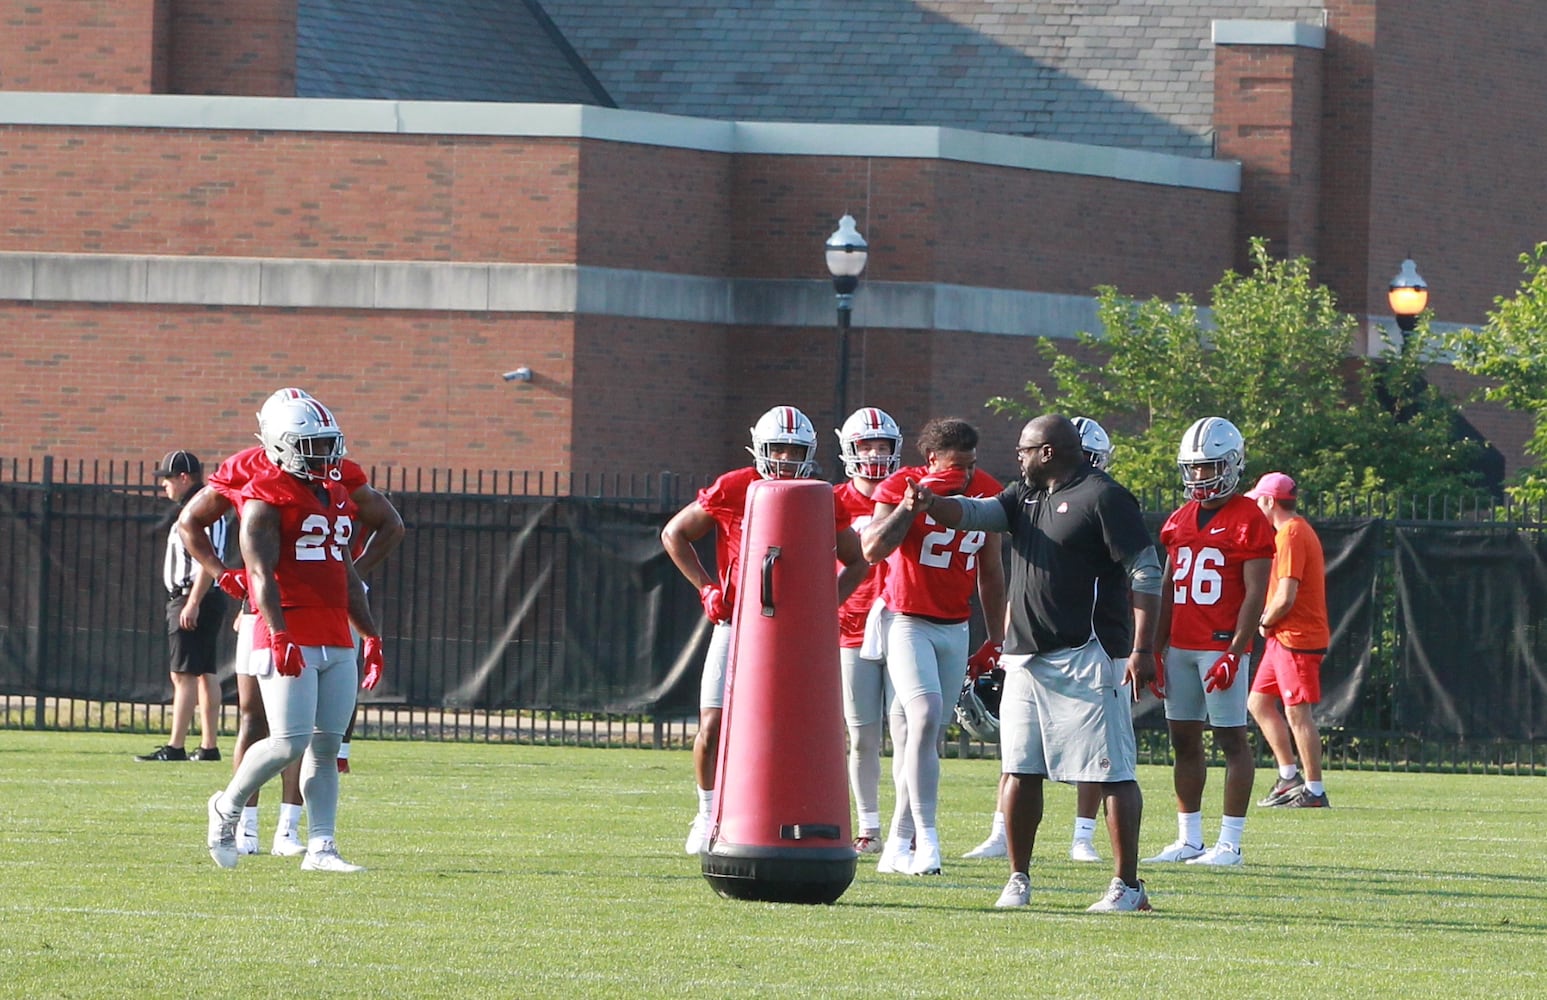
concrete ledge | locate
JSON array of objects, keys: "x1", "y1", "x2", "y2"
[
  {"x1": 0, "y1": 251, "x2": 1254, "y2": 343},
  {"x1": 1213, "y1": 20, "x2": 1327, "y2": 49},
  {"x1": 0, "y1": 93, "x2": 1239, "y2": 193}
]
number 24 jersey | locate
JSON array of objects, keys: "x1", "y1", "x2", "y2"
[{"x1": 873, "y1": 465, "x2": 1003, "y2": 622}]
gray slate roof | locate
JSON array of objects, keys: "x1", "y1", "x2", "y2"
[
  {"x1": 295, "y1": 2, "x2": 1325, "y2": 157},
  {"x1": 297, "y1": 0, "x2": 612, "y2": 105},
  {"x1": 539, "y1": 1, "x2": 1325, "y2": 156}
]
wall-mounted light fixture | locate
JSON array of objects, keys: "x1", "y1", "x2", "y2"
[{"x1": 502, "y1": 367, "x2": 533, "y2": 383}]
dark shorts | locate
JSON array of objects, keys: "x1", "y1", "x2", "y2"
[{"x1": 166, "y1": 591, "x2": 228, "y2": 675}]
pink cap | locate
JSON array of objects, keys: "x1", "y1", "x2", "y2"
[{"x1": 1244, "y1": 472, "x2": 1297, "y2": 500}]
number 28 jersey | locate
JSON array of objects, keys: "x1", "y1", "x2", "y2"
[
  {"x1": 240, "y1": 465, "x2": 357, "y2": 647},
  {"x1": 874, "y1": 466, "x2": 1003, "y2": 622},
  {"x1": 1159, "y1": 493, "x2": 1274, "y2": 651}
]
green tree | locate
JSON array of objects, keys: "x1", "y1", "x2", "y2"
[
  {"x1": 990, "y1": 239, "x2": 1482, "y2": 502},
  {"x1": 1447, "y1": 242, "x2": 1547, "y2": 501}
]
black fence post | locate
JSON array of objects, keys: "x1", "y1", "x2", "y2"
[{"x1": 32, "y1": 456, "x2": 54, "y2": 728}]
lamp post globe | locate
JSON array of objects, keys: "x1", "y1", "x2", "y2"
[{"x1": 1388, "y1": 258, "x2": 1429, "y2": 333}]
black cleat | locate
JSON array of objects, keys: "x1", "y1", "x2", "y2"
[
  {"x1": 135, "y1": 744, "x2": 189, "y2": 762},
  {"x1": 189, "y1": 746, "x2": 222, "y2": 761}
]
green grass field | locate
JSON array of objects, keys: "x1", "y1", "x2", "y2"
[{"x1": 3, "y1": 732, "x2": 1544, "y2": 998}]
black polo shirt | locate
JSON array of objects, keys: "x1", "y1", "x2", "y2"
[{"x1": 994, "y1": 465, "x2": 1154, "y2": 656}]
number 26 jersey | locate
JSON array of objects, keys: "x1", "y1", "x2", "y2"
[{"x1": 1159, "y1": 493, "x2": 1274, "y2": 651}]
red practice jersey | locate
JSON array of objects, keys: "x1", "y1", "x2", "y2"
[
  {"x1": 696, "y1": 467, "x2": 851, "y2": 613},
  {"x1": 241, "y1": 465, "x2": 357, "y2": 647},
  {"x1": 873, "y1": 466, "x2": 1003, "y2": 622},
  {"x1": 1160, "y1": 493, "x2": 1275, "y2": 650},
  {"x1": 834, "y1": 480, "x2": 885, "y2": 648}
]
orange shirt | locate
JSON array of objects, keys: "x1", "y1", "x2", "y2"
[{"x1": 1267, "y1": 516, "x2": 1330, "y2": 651}]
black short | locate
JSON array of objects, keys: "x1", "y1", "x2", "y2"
[{"x1": 166, "y1": 591, "x2": 229, "y2": 675}]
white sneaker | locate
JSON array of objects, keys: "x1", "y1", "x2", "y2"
[
  {"x1": 1069, "y1": 839, "x2": 1101, "y2": 863},
  {"x1": 1086, "y1": 876, "x2": 1152, "y2": 913},
  {"x1": 995, "y1": 872, "x2": 1030, "y2": 908},
  {"x1": 237, "y1": 834, "x2": 260, "y2": 856},
  {"x1": 876, "y1": 837, "x2": 913, "y2": 874},
  {"x1": 853, "y1": 833, "x2": 884, "y2": 855},
  {"x1": 1142, "y1": 838, "x2": 1205, "y2": 863},
  {"x1": 206, "y1": 792, "x2": 238, "y2": 869},
  {"x1": 301, "y1": 840, "x2": 364, "y2": 873},
  {"x1": 908, "y1": 834, "x2": 943, "y2": 876},
  {"x1": 684, "y1": 814, "x2": 709, "y2": 854},
  {"x1": 272, "y1": 830, "x2": 307, "y2": 857},
  {"x1": 1187, "y1": 842, "x2": 1243, "y2": 867},
  {"x1": 961, "y1": 832, "x2": 1007, "y2": 859}
]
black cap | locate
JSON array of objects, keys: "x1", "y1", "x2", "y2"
[{"x1": 154, "y1": 450, "x2": 202, "y2": 478}]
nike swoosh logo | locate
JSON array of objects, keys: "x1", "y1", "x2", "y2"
[
  {"x1": 336, "y1": 500, "x2": 347, "y2": 509},
  {"x1": 1209, "y1": 526, "x2": 1226, "y2": 534}
]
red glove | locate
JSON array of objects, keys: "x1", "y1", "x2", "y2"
[
  {"x1": 360, "y1": 635, "x2": 385, "y2": 691},
  {"x1": 216, "y1": 568, "x2": 248, "y2": 600},
  {"x1": 270, "y1": 629, "x2": 305, "y2": 678},
  {"x1": 699, "y1": 583, "x2": 730, "y2": 624},
  {"x1": 1204, "y1": 652, "x2": 1241, "y2": 693},
  {"x1": 967, "y1": 640, "x2": 1002, "y2": 680},
  {"x1": 1147, "y1": 650, "x2": 1167, "y2": 699}
]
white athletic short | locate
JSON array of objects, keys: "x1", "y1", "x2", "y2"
[
  {"x1": 233, "y1": 613, "x2": 270, "y2": 678},
  {"x1": 1161, "y1": 647, "x2": 1250, "y2": 728},
  {"x1": 698, "y1": 622, "x2": 733, "y2": 710},
  {"x1": 999, "y1": 641, "x2": 1138, "y2": 783}
]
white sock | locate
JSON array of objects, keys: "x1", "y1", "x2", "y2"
[
  {"x1": 277, "y1": 802, "x2": 302, "y2": 837},
  {"x1": 1220, "y1": 815, "x2": 1246, "y2": 849},
  {"x1": 337, "y1": 742, "x2": 351, "y2": 761},
  {"x1": 990, "y1": 811, "x2": 1006, "y2": 837},
  {"x1": 1072, "y1": 816, "x2": 1097, "y2": 843},
  {"x1": 696, "y1": 786, "x2": 713, "y2": 818},
  {"x1": 1306, "y1": 780, "x2": 1325, "y2": 795},
  {"x1": 1180, "y1": 811, "x2": 1203, "y2": 847},
  {"x1": 240, "y1": 806, "x2": 259, "y2": 839},
  {"x1": 858, "y1": 811, "x2": 881, "y2": 836},
  {"x1": 1279, "y1": 763, "x2": 1300, "y2": 780}
]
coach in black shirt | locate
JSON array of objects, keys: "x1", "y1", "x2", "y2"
[{"x1": 903, "y1": 414, "x2": 1163, "y2": 912}]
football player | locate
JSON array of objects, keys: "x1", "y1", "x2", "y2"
[
  {"x1": 661, "y1": 405, "x2": 868, "y2": 854},
  {"x1": 832, "y1": 407, "x2": 903, "y2": 855},
  {"x1": 1143, "y1": 417, "x2": 1274, "y2": 866},
  {"x1": 180, "y1": 388, "x2": 402, "y2": 856},
  {"x1": 861, "y1": 418, "x2": 1006, "y2": 876}
]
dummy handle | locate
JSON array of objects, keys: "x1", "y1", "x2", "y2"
[
  {"x1": 761, "y1": 546, "x2": 781, "y2": 617},
  {"x1": 780, "y1": 824, "x2": 840, "y2": 841}
]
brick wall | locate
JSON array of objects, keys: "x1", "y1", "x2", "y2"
[
  {"x1": 0, "y1": 302, "x2": 576, "y2": 475},
  {"x1": 1365, "y1": 0, "x2": 1547, "y2": 325},
  {"x1": 167, "y1": 0, "x2": 296, "y2": 97},
  {"x1": 0, "y1": 0, "x2": 169, "y2": 93},
  {"x1": 1214, "y1": 42, "x2": 1323, "y2": 268},
  {"x1": 0, "y1": 127, "x2": 582, "y2": 261}
]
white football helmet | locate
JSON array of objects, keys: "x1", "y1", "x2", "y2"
[
  {"x1": 955, "y1": 671, "x2": 1003, "y2": 744},
  {"x1": 1177, "y1": 416, "x2": 1245, "y2": 502},
  {"x1": 748, "y1": 405, "x2": 817, "y2": 479},
  {"x1": 1071, "y1": 416, "x2": 1112, "y2": 471},
  {"x1": 836, "y1": 407, "x2": 903, "y2": 480},
  {"x1": 257, "y1": 388, "x2": 347, "y2": 481}
]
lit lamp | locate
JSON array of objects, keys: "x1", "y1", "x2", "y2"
[
  {"x1": 825, "y1": 214, "x2": 869, "y2": 428},
  {"x1": 1388, "y1": 258, "x2": 1429, "y2": 333}
]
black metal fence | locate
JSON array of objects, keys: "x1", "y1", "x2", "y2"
[{"x1": 3, "y1": 456, "x2": 1546, "y2": 773}]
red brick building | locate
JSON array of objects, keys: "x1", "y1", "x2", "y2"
[{"x1": 1, "y1": 1, "x2": 1542, "y2": 484}]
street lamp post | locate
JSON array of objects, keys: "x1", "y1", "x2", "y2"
[
  {"x1": 825, "y1": 214, "x2": 869, "y2": 431},
  {"x1": 1388, "y1": 258, "x2": 1429, "y2": 338}
]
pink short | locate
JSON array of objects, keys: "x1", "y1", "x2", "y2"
[{"x1": 1251, "y1": 636, "x2": 1323, "y2": 706}]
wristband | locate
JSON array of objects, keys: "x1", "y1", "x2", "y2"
[{"x1": 1132, "y1": 648, "x2": 1153, "y2": 654}]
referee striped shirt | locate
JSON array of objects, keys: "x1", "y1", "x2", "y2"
[{"x1": 165, "y1": 503, "x2": 227, "y2": 596}]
